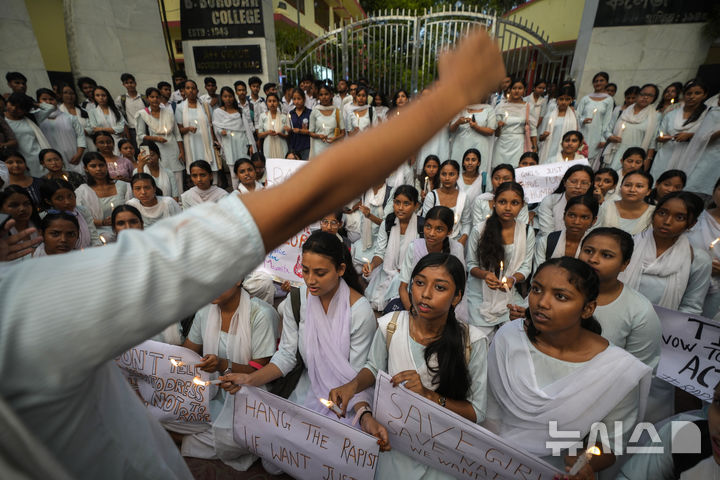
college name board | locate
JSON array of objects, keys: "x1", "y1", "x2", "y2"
[{"x1": 181, "y1": 0, "x2": 264, "y2": 40}]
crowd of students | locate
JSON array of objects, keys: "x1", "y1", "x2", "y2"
[{"x1": 1, "y1": 34, "x2": 720, "y2": 480}]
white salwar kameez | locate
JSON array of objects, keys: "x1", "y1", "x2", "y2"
[
  {"x1": 603, "y1": 105, "x2": 659, "y2": 170},
  {"x1": 688, "y1": 210, "x2": 720, "y2": 318},
  {"x1": 175, "y1": 100, "x2": 218, "y2": 173},
  {"x1": 133, "y1": 165, "x2": 179, "y2": 199},
  {"x1": 136, "y1": 107, "x2": 185, "y2": 193},
  {"x1": 212, "y1": 108, "x2": 254, "y2": 188},
  {"x1": 684, "y1": 107, "x2": 720, "y2": 196},
  {"x1": 59, "y1": 103, "x2": 95, "y2": 153},
  {"x1": 74, "y1": 181, "x2": 132, "y2": 234},
  {"x1": 351, "y1": 186, "x2": 387, "y2": 270},
  {"x1": 87, "y1": 105, "x2": 126, "y2": 155},
  {"x1": 257, "y1": 111, "x2": 289, "y2": 159},
  {"x1": 537, "y1": 108, "x2": 579, "y2": 164},
  {"x1": 576, "y1": 94, "x2": 614, "y2": 164},
  {"x1": 595, "y1": 201, "x2": 655, "y2": 236},
  {"x1": 449, "y1": 106, "x2": 497, "y2": 173},
  {"x1": 309, "y1": 106, "x2": 344, "y2": 158},
  {"x1": 181, "y1": 185, "x2": 228, "y2": 210},
  {"x1": 39, "y1": 109, "x2": 86, "y2": 174},
  {"x1": 5, "y1": 103, "x2": 54, "y2": 176},
  {"x1": 649, "y1": 105, "x2": 707, "y2": 180},
  {"x1": 126, "y1": 197, "x2": 182, "y2": 228},
  {"x1": 492, "y1": 102, "x2": 537, "y2": 168}
]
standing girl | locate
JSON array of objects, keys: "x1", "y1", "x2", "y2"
[
  {"x1": 40, "y1": 178, "x2": 100, "y2": 248},
  {"x1": 466, "y1": 181, "x2": 534, "y2": 334},
  {"x1": 328, "y1": 253, "x2": 488, "y2": 480},
  {"x1": 74, "y1": 152, "x2": 131, "y2": 234},
  {"x1": 257, "y1": 93, "x2": 289, "y2": 158},
  {"x1": 93, "y1": 132, "x2": 134, "y2": 182},
  {"x1": 212, "y1": 86, "x2": 255, "y2": 190},
  {"x1": 576, "y1": 72, "x2": 614, "y2": 165},
  {"x1": 536, "y1": 164, "x2": 594, "y2": 235},
  {"x1": 134, "y1": 140, "x2": 179, "y2": 202},
  {"x1": 176, "y1": 80, "x2": 221, "y2": 183},
  {"x1": 286, "y1": 88, "x2": 311, "y2": 160},
  {"x1": 458, "y1": 148, "x2": 483, "y2": 194},
  {"x1": 688, "y1": 178, "x2": 720, "y2": 318},
  {"x1": 87, "y1": 86, "x2": 126, "y2": 154},
  {"x1": 449, "y1": 99, "x2": 497, "y2": 167},
  {"x1": 683, "y1": 101, "x2": 720, "y2": 196},
  {"x1": 422, "y1": 160, "x2": 471, "y2": 244},
  {"x1": 348, "y1": 86, "x2": 375, "y2": 136},
  {"x1": 126, "y1": 173, "x2": 181, "y2": 228},
  {"x1": 180, "y1": 160, "x2": 228, "y2": 210},
  {"x1": 58, "y1": 83, "x2": 93, "y2": 158},
  {"x1": 364, "y1": 185, "x2": 421, "y2": 311},
  {"x1": 650, "y1": 79, "x2": 708, "y2": 178},
  {"x1": 534, "y1": 194, "x2": 598, "y2": 267},
  {"x1": 537, "y1": 84, "x2": 579, "y2": 164},
  {"x1": 372, "y1": 92, "x2": 389, "y2": 121},
  {"x1": 596, "y1": 170, "x2": 654, "y2": 235},
  {"x1": 3, "y1": 93, "x2": 54, "y2": 176},
  {"x1": 351, "y1": 181, "x2": 390, "y2": 272},
  {"x1": 656, "y1": 82, "x2": 683, "y2": 115},
  {"x1": 136, "y1": 87, "x2": 185, "y2": 194},
  {"x1": 308, "y1": 85, "x2": 344, "y2": 158},
  {"x1": 493, "y1": 79, "x2": 537, "y2": 168}
]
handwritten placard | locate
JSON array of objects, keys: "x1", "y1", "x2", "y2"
[
  {"x1": 656, "y1": 306, "x2": 720, "y2": 403},
  {"x1": 233, "y1": 386, "x2": 379, "y2": 480},
  {"x1": 372, "y1": 371, "x2": 561, "y2": 479},
  {"x1": 260, "y1": 158, "x2": 316, "y2": 285},
  {"x1": 515, "y1": 159, "x2": 590, "y2": 204},
  {"x1": 115, "y1": 340, "x2": 212, "y2": 426}
]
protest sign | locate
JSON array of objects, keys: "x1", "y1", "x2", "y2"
[
  {"x1": 259, "y1": 158, "x2": 316, "y2": 285},
  {"x1": 656, "y1": 306, "x2": 720, "y2": 402},
  {"x1": 233, "y1": 386, "x2": 379, "y2": 480},
  {"x1": 115, "y1": 340, "x2": 212, "y2": 425},
  {"x1": 372, "y1": 371, "x2": 562, "y2": 479},
  {"x1": 515, "y1": 159, "x2": 590, "y2": 203}
]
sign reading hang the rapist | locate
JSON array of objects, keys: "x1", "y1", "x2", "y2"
[
  {"x1": 232, "y1": 386, "x2": 379, "y2": 480},
  {"x1": 372, "y1": 371, "x2": 562, "y2": 479},
  {"x1": 656, "y1": 306, "x2": 720, "y2": 403},
  {"x1": 515, "y1": 159, "x2": 590, "y2": 204},
  {"x1": 259, "y1": 158, "x2": 317, "y2": 285},
  {"x1": 115, "y1": 340, "x2": 212, "y2": 424}
]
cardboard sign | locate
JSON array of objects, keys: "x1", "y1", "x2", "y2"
[
  {"x1": 115, "y1": 340, "x2": 212, "y2": 424},
  {"x1": 515, "y1": 159, "x2": 590, "y2": 203},
  {"x1": 233, "y1": 386, "x2": 379, "y2": 480},
  {"x1": 373, "y1": 371, "x2": 562, "y2": 479},
  {"x1": 260, "y1": 158, "x2": 316, "y2": 285},
  {"x1": 656, "y1": 306, "x2": 720, "y2": 403}
]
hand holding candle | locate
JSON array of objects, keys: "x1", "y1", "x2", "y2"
[
  {"x1": 568, "y1": 446, "x2": 601, "y2": 476},
  {"x1": 319, "y1": 398, "x2": 343, "y2": 416},
  {"x1": 193, "y1": 376, "x2": 222, "y2": 386},
  {"x1": 711, "y1": 237, "x2": 720, "y2": 249}
]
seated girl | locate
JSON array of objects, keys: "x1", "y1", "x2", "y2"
[
  {"x1": 133, "y1": 140, "x2": 179, "y2": 202},
  {"x1": 608, "y1": 147, "x2": 646, "y2": 203},
  {"x1": 107, "y1": 204, "x2": 143, "y2": 243},
  {"x1": 40, "y1": 178, "x2": 100, "y2": 248},
  {"x1": 645, "y1": 169, "x2": 686, "y2": 205},
  {"x1": 74, "y1": 152, "x2": 132, "y2": 234},
  {"x1": 364, "y1": 185, "x2": 421, "y2": 311},
  {"x1": 33, "y1": 212, "x2": 79, "y2": 257},
  {"x1": 595, "y1": 170, "x2": 654, "y2": 236},
  {"x1": 485, "y1": 257, "x2": 652, "y2": 476},
  {"x1": 422, "y1": 160, "x2": 471, "y2": 244},
  {"x1": 472, "y1": 163, "x2": 529, "y2": 228},
  {"x1": 688, "y1": 177, "x2": 720, "y2": 318},
  {"x1": 39, "y1": 148, "x2": 85, "y2": 190},
  {"x1": 3, "y1": 150, "x2": 44, "y2": 208},
  {"x1": 466, "y1": 181, "x2": 534, "y2": 334},
  {"x1": 534, "y1": 194, "x2": 598, "y2": 267},
  {"x1": 92, "y1": 131, "x2": 134, "y2": 182},
  {"x1": 0, "y1": 185, "x2": 42, "y2": 261},
  {"x1": 536, "y1": 164, "x2": 594, "y2": 235},
  {"x1": 126, "y1": 173, "x2": 182, "y2": 228},
  {"x1": 318, "y1": 210, "x2": 351, "y2": 251},
  {"x1": 233, "y1": 158, "x2": 263, "y2": 194},
  {"x1": 328, "y1": 253, "x2": 488, "y2": 480},
  {"x1": 415, "y1": 154, "x2": 440, "y2": 204},
  {"x1": 180, "y1": 280, "x2": 277, "y2": 471},
  {"x1": 593, "y1": 167, "x2": 618, "y2": 204},
  {"x1": 551, "y1": 130, "x2": 586, "y2": 163},
  {"x1": 351, "y1": 180, "x2": 391, "y2": 272},
  {"x1": 180, "y1": 160, "x2": 228, "y2": 210}
]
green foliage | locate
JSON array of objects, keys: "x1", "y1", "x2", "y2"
[{"x1": 275, "y1": 20, "x2": 313, "y2": 60}]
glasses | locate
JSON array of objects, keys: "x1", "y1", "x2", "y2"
[
  {"x1": 320, "y1": 219, "x2": 340, "y2": 227},
  {"x1": 566, "y1": 180, "x2": 592, "y2": 187}
]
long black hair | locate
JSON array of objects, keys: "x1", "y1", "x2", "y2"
[
  {"x1": 553, "y1": 164, "x2": 594, "y2": 195},
  {"x1": 219, "y1": 86, "x2": 239, "y2": 110},
  {"x1": 93, "y1": 86, "x2": 122, "y2": 122},
  {"x1": 681, "y1": 79, "x2": 708, "y2": 126},
  {"x1": 646, "y1": 169, "x2": 685, "y2": 204},
  {"x1": 477, "y1": 181, "x2": 525, "y2": 273},
  {"x1": 409, "y1": 253, "x2": 470, "y2": 400},
  {"x1": 39, "y1": 178, "x2": 75, "y2": 210},
  {"x1": 424, "y1": 206, "x2": 454, "y2": 253},
  {"x1": 302, "y1": 231, "x2": 364, "y2": 294},
  {"x1": 188, "y1": 160, "x2": 214, "y2": 186},
  {"x1": 526, "y1": 257, "x2": 601, "y2": 342}
]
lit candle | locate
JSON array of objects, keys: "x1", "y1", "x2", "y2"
[
  {"x1": 454, "y1": 213, "x2": 460, "y2": 225},
  {"x1": 230, "y1": 132, "x2": 234, "y2": 137},
  {"x1": 99, "y1": 235, "x2": 107, "y2": 246},
  {"x1": 592, "y1": 108, "x2": 597, "y2": 116},
  {"x1": 110, "y1": 202, "x2": 115, "y2": 211},
  {"x1": 564, "y1": 157, "x2": 569, "y2": 162},
  {"x1": 62, "y1": 174, "x2": 68, "y2": 181},
  {"x1": 504, "y1": 111, "x2": 509, "y2": 122},
  {"x1": 499, "y1": 260, "x2": 504, "y2": 281},
  {"x1": 620, "y1": 123, "x2": 626, "y2": 139},
  {"x1": 711, "y1": 237, "x2": 720, "y2": 249},
  {"x1": 424, "y1": 175, "x2": 429, "y2": 192},
  {"x1": 568, "y1": 446, "x2": 602, "y2": 476},
  {"x1": 192, "y1": 376, "x2": 222, "y2": 386},
  {"x1": 170, "y1": 358, "x2": 201, "y2": 368},
  {"x1": 659, "y1": 130, "x2": 664, "y2": 138},
  {"x1": 670, "y1": 98, "x2": 675, "y2": 105},
  {"x1": 501, "y1": 275, "x2": 510, "y2": 292},
  {"x1": 362, "y1": 257, "x2": 371, "y2": 270},
  {"x1": 319, "y1": 398, "x2": 343, "y2": 416}
]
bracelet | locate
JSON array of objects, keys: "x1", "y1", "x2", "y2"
[
  {"x1": 248, "y1": 360, "x2": 263, "y2": 370},
  {"x1": 353, "y1": 406, "x2": 373, "y2": 426}
]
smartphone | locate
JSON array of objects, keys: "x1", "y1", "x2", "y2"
[{"x1": 140, "y1": 146, "x2": 150, "y2": 157}]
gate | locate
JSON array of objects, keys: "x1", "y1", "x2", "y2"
[{"x1": 278, "y1": 6, "x2": 573, "y2": 97}]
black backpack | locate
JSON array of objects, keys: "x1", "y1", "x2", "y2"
[
  {"x1": 384, "y1": 213, "x2": 425, "y2": 237},
  {"x1": 268, "y1": 287, "x2": 304, "y2": 398}
]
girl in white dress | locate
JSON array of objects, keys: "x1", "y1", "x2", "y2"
[
  {"x1": 351, "y1": 181, "x2": 390, "y2": 272},
  {"x1": 257, "y1": 93, "x2": 289, "y2": 159},
  {"x1": 180, "y1": 160, "x2": 228, "y2": 210},
  {"x1": 348, "y1": 87, "x2": 376, "y2": 136},
  {"x1": 537, "y1": 84, "x2": 579, "y2": 164},
  {"x1": 74, "y1": 152, "x2": 131, "y2": 235},
  {"x1": 136, "y1": 87, "x2": 185, "y2": 194},
  {"x1": 485, "y1": 257, "x2": 652, "y2": 475},
  {"x1": 212, "y1": 86, "x2": 255, "y2": 190},
  {"x1": 596, "y1": 170, "x2": 655, "y2": 236},
  {"x1": 329, "y1": 253, "x2": 489, "y2": 480},
  {"x1": 645, "y1": 169, "x2": 686, "y2": 206},
  {"x1": 536, "y1": 164, "x2": 594, "y2": 235},
  {"x1": 422, "y1": 160, "x2": 471, "y2": 244},
  {"x1": 688, "y1": 177, "x2": 720, "y2": 318},
  {"x1": 449, "y1": 100, "x2": 496, "y2": 166},
  {"x1": 126, "y1": 173, "x2": 181, "y2": 228},
  {"x1": 492, "y1": 78, "x2": 538, "y2": 168},
  {"x1": 416, "y1": 88, "x2": 450, "y2": 175},
  {"x1": 87, "y1": 86, "x2": 126, "y2": 155},
  {"x1": 309, "y1": 85, "x2": 345, "y2": 158},
  {"x1": 534, "y1": 194, "x2": 598, "y2": 267},
  {"x1": 176, "y1": 80, "x2": 221, "y2": 183},
  {"x1": 604, "y1": 84, "x2": 660, "y2": 170},
  {"x1": 133, "y1": 140, "x2": 179, "y2": 202},
  {"x1": 457, "y1": 148, "x2": 483, "y2": 194},
  {"x1": 372, "y1": 91, "x2": 389, "y2": 121},
  {"x1": 466, "y1": 181, "x2": 534, "y2": 334},
  {"x1": 58, "y1": 82, "x2": 94, "y2": 162},
  {"x1": 684, "y1": 97, "x2": 720, "y2": 195},
  {"x1": 364, "y1": 185, "x2": 421, "y2": 311},
  {"x1": 415, "y1": 154, "x2": 440, "y2": 204},
  {"x1": 650, "y1": 79, "x2": 709, "y2": 179},
  {"x1": 577, "y1": 72, "x2": 614, "y2": 165}
]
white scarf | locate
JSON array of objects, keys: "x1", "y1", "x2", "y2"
[
  {"x1": 689, "y1": 211, "x2": 720, "y2": 295},
  {"x1": 431, "y1": 189, "x2": 467, "y2": 237},
  {"x1": 74, "y1": 184, "x2": 103, "y2": 220},
  {"x1": 612, "y1": 104, "x2": 659, "y2": 152},
  {"x1": 671, "y1": 106, "x2": 717, "y2": 174},
  {"x1": 619, "y1": 229, "x2": 692, "y2": 309},
  {"x1": 538, "y1": 108, "x2": 579, "y2": 164},
  {"x1": 237, "y1": 181, "x2": 264, "y2": 194},
  {"x1": 665, "y1": 106, "x2": 708, "y2": 170},
  {"x1": 361, "y1": 185, "x2": 386, "y2": 250},
  {"x1": 138, "y1": 107, "x2": 175, "y2": 137},
  {"x1": 183, "y1": 186, "x2": 227, "y2": 208},
  {"x1": 127, "y1": 197, "x2": 172, "y2": 222},
  {"x1": 601, "y1": 201, "x2": 655, "y2": 235},
  {"x1": 383, "y1": 213, "x2": 418, "y2": 275},
  {"x1": 382, "y1": 311, "x2": 438, "y2": 390},
  {"x1": 72, "y1": 206, "x2": 91, "y2": 249},
  {"x1": 181, "y1": 100, "x2": 217, "y2": 169},
  {"x1": 551, "y1": 194, "x2": 567, "y2": 232},
  {"x1": 487, "y1": 319, "x2": 651, "y2": 457},
  {"x1": 303, "y1": 280, "x2": 371, "y2": 424},
  {"x1": 477, "y1": 219, "x2": 526, "y2": 324},
  {"x1": 22, "y1": 117, "x2": 51, "y2": 150}
]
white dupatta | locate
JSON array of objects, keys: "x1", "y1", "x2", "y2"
[
  {"x1": 607, "y1": 104, "x2": 659, "y2": 158},
  {"x1": 619, "y1": 229, "x2": 692, "y2": 309},
  {"x1": 477, "y1": 219, "x2": 526, "y2": 324},
  {"x1": 689, "y1": 211, "x2": 720, "y2": 295},
  {"x1": 262, "y1": 110, "x2": 288, "y2": 158},
  {"x1": 383, "y1": 213, "x2": 418, "y2": 275},
  {"x1": 181, "y1": 100, "x2": 217, "y2": 169},
  {"x1": 487, "y1": 319, "x2": 651, "y2": 457},
  {"x1": 665, "y1": 105, "x2": 708, "y2": 171},
  {"x1": 74, "y1": 184, "x2": 103, "y2": 220},
  {"x1": 600, "y1": 201, "x2": 655, "y2": 235},
  {"x1": 538, "y1": 108, "x2": 579, "y2": 164},
  {"x1": 23, "y1": 117, "x2": 51, "y2": 150},
  {"x1": 361, "y1": 185, "x2": 386, "y2": 250},
  {"x1": 680, "y1": 107, "x2": 720, "y2": 176}
]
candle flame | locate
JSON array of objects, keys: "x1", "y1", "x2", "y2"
[
  {"x1": 670, "y1": 98, "x2": 675, "y2": 105},
  {"x1": 659, "y1": 131, "x2": 664, "y2": 138},
  {"x1": 193, "y1": 376, "x2": 207, "y2": 386},
  {"x1": 99, "y1": 236, "x2": 107, "y2": 245},
  {"x1": 62, "y1": 174, "x2": 68, "y2": 181},
  {"x1": 319, "y1": 398, "x2": 333, "y2": 408},
  {"x1": 592, "y1": 108, "x2": 597, "y2": 114},
  {"x1": 711, "y1": 238, "x2": 720, "y2": 249},
  {"x1": 621, "y1": 123, "x2": 626, "y2": 130},
  {"x1": 588, "y1": 446, "x2": 602, "y2": 456},
  {"x1": 500, "y1": 261, "x2": 504, "y2": 272},
  {"x1": 564, "y1": 157, "x2": 569, "y2": 162},
  {"x1": 170, "y1": 358, "x2": 183, "y2": 367}
]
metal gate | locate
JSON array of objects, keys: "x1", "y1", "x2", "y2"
[{"x1": 278, "y1": 6, "x2": 573, "y2": 97}]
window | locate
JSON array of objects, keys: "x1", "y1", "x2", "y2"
[
  {"x1": 315, "y1": 0, "x2": 329, "y2": 30},
  {"x1": 286, "y1": 0, "x2": 305, "y2": 14}
]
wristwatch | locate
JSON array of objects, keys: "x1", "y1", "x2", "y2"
[
  {"x1": 223, "y1": 360, "x2": 232, "y2": 375},
  {"x1": 437, "y1": 395, "x2": 447, "y2": 407}
]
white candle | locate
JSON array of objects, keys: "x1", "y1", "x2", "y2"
[
  {"x1": 568, "y1": 446, "x2": 601, "y2": 476},
  {"x1": 670, "y1": 98, "x2": 675, "y2": 105},
  {"x1": 319, "y1": 398, "x2": 343, "y2": 416},
  {"x1": 362, "y1": 257, "x2": 371, "y2": 270},
  {"x1": 592, "y1": 108, "x2": 597, "y2": 116},
  {"x1": 499, "y1": 260, "x2": 504, "y2": 281},
  {"x1": 620, "y1": 123, "x2": 626, "y2": 139},
  {"x1": 170, "y1": 359, "x2": 201, "y2": 368},
  {"x1": 659, "y1": 131, "x2": 664, "y2": 138},
  {"x1": 192, "y1": 376, "x2": 222, "y2": 386},
  {"x1": 711, "y1": 237, "x2": 720, "y2": 249},
  {"x1": 424, "y1": 176, "x2": 429, "y2": 192}
]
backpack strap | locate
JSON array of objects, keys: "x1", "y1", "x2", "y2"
[
  {"x1": 382, "y1": 184, "x2": 393, "y2": 209},
  {"x1": 290, "y1": 286, "x2": 301, "y2": 327},
  {"x1": 416, "y1": 216, "x2": 425, "y2": 237},
  {"x1": 384, "y1": 212, "x2": 396, "y2": 235},
  {"x1": 461, "y1": 323, "x2": 471, "y2": 365},
  {"x1": 120, "y1": 94, "x2": 127, "y2": 121},
  {"x1": 546, "y1": 230, "x2": 561, "y2": 259},
  {"x1": 386, "y1": 311, "x2": 400, "y2": 351}
]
